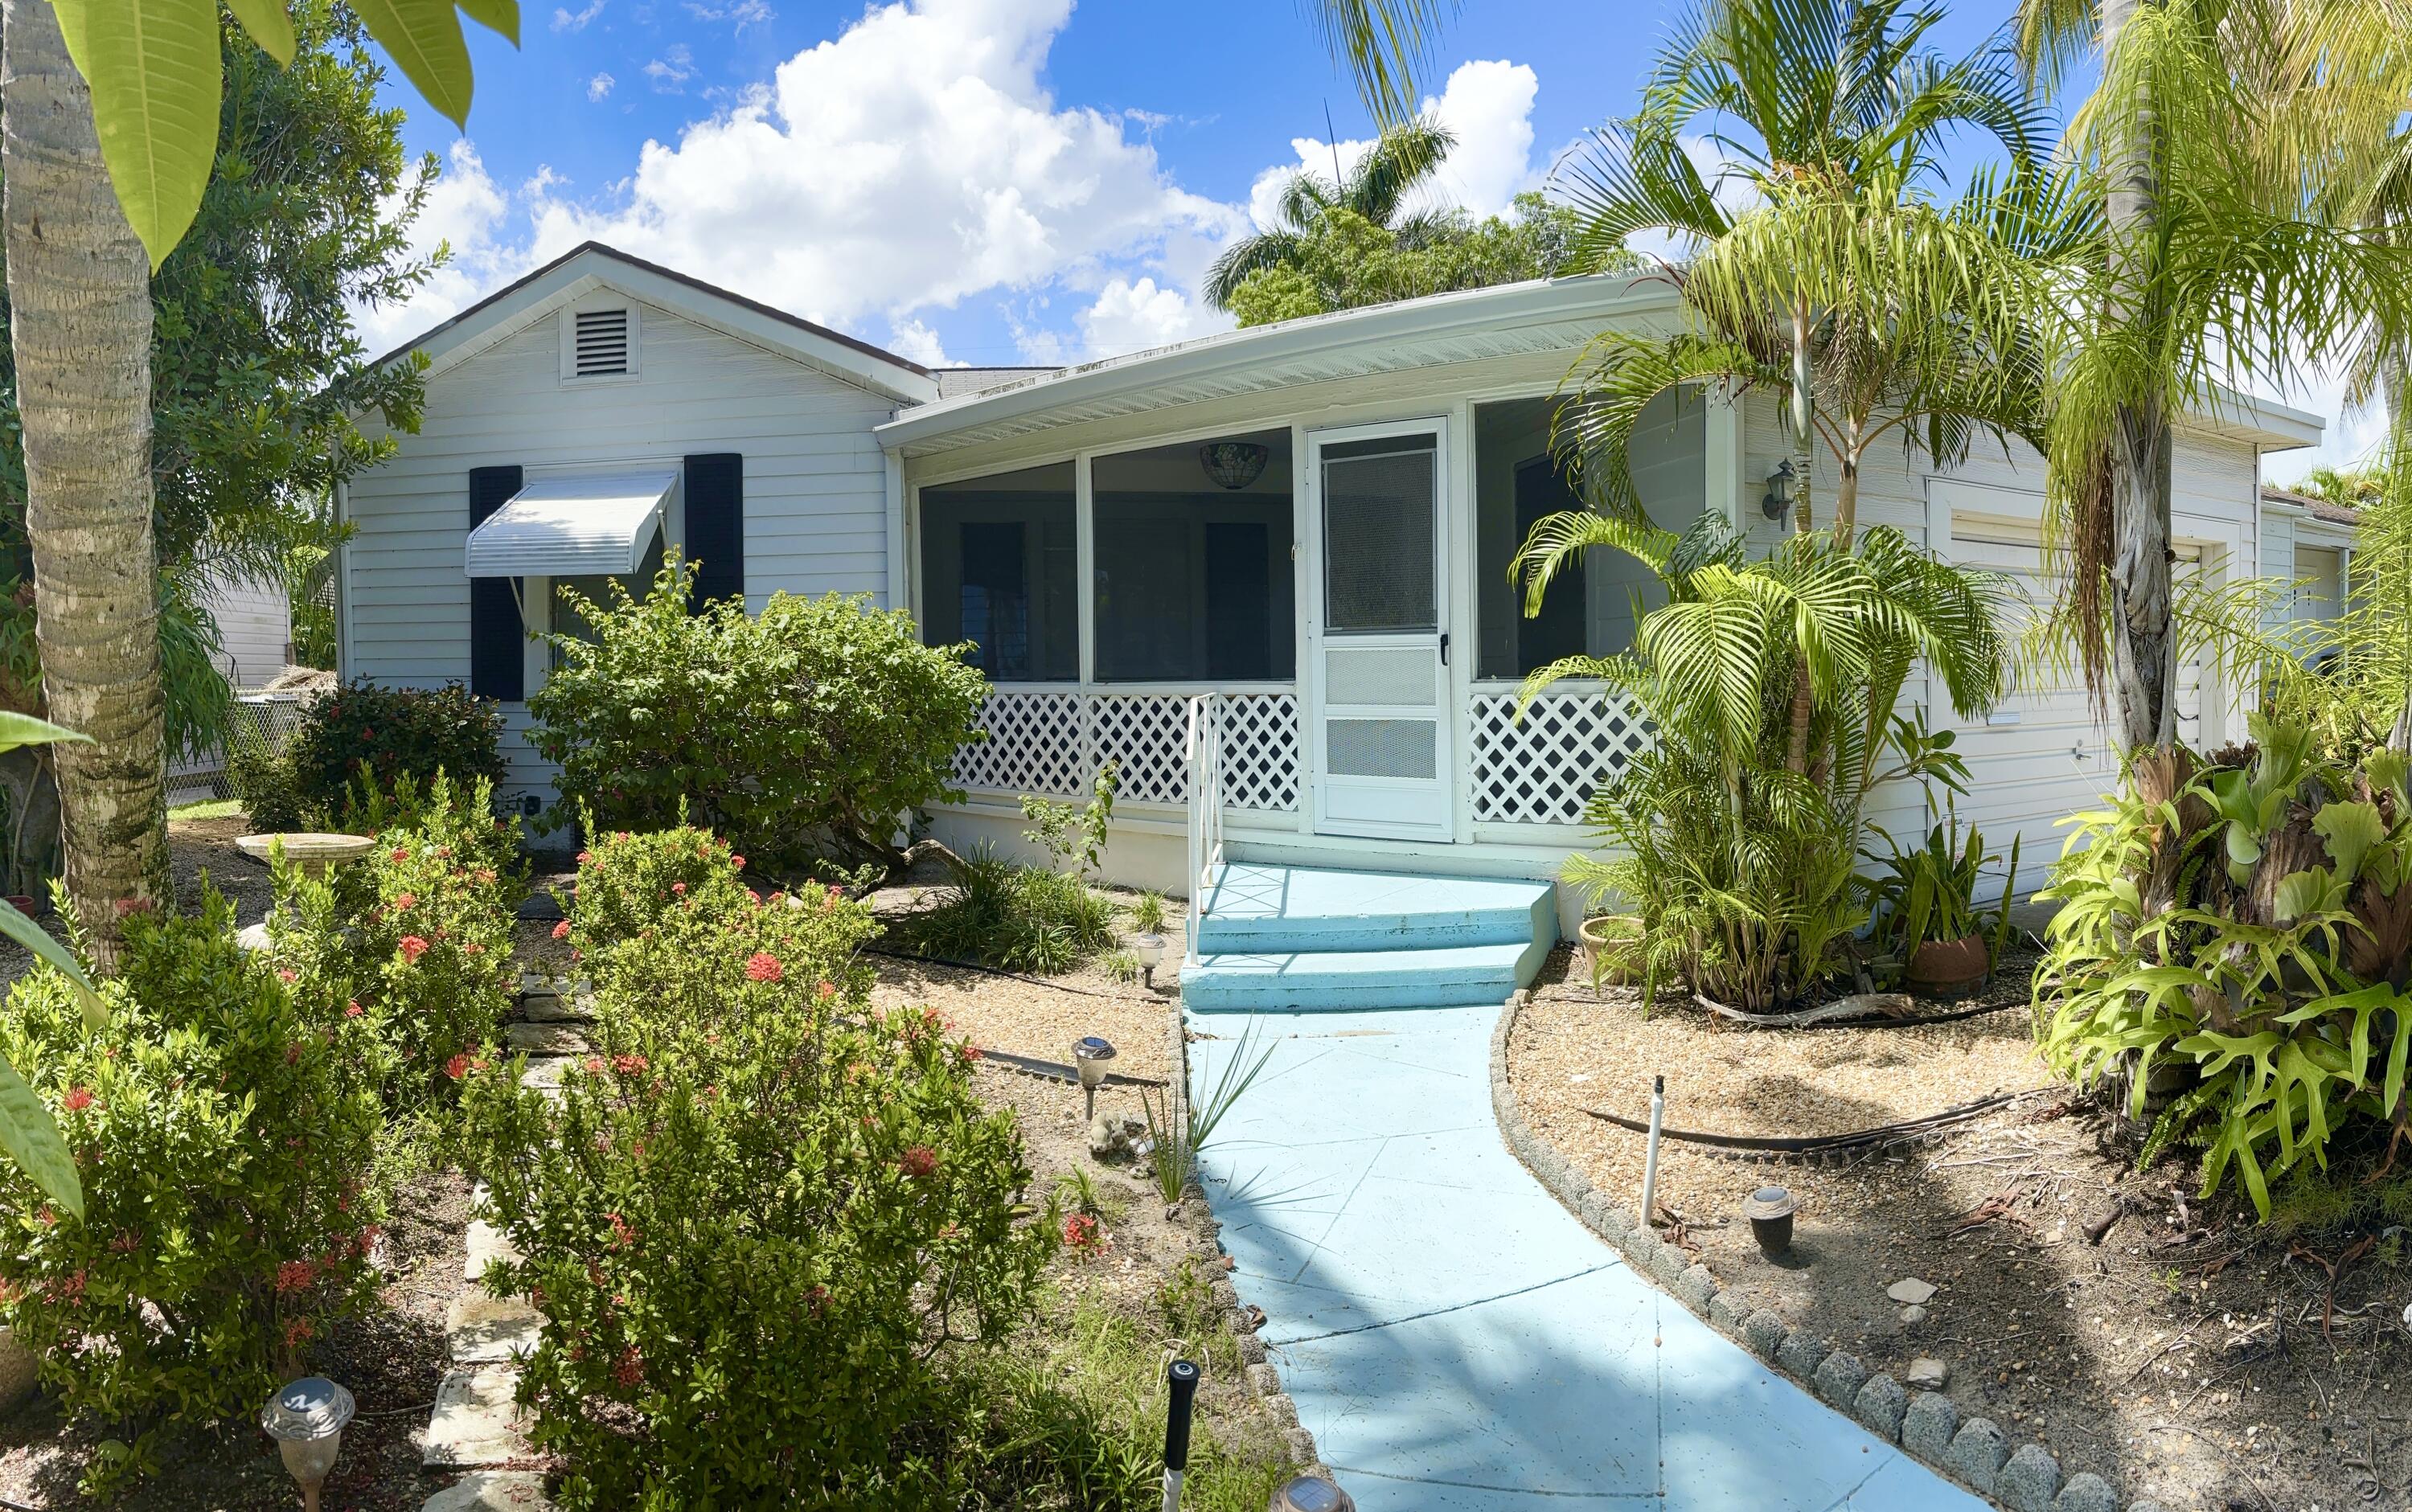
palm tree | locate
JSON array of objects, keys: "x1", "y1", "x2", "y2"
[
  {"x1": 1202, "y1": 117, "x2": 1458, "y2": 310},
  {"x1": 1554, "y1": 0, "x2": 2053, "y2": 528},
  {"x1": 2017, "y1": 0, "x2": 2412, "y2": 755},
  {"x1": 2, "y1": 0, "x2": 172, "y2": 957}
]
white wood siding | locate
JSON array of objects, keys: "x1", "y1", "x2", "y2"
[
  {"x1": 344, "y1": 300, "x2": 901, "y2": 798},
  {"x1": 200, "y1": 573, "x2": 289, "y2": 688}
]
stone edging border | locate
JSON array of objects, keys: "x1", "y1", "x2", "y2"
[
  {"x1": 1170, "y1": 999, "x2": 1328, "y2": 1478},
  {"x1": 1487, "y1": 993, "x2": 2164, "y2": 1512}
]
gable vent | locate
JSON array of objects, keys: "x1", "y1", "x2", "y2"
[{"x1": 572, "y1": 308, "x2": 631, "y2": 376}]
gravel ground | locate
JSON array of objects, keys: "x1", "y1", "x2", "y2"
[{"x1": 1510, "y1": 942, "x2": 2412, "y2": 1512}]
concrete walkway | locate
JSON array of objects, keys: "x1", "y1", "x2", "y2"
[{"x1": 1192, "y1": 1005, "x2": 1988, "y2": 1511}]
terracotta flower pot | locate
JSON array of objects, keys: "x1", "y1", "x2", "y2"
[
  {"x1": 1578, "y1": 915, "x2": 1646, "y2": 986},
  {"x1": 1905, "y1": 932, "x2": 1989, "y2": 999}
]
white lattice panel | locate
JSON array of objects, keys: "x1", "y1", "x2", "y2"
[
  {"x1": 1220, "y1": 693, "x2": 1300, "y2": 812},
  {"x1": 1090, "y1": 695, "x2": 1192, "y2": 805},
  {"x1": 1470, "y1": 690, "x2": 1647, "y2": 826},
  {"x1": 954, "y1": 691, "x2": 1088, "y2": 799},
  {"x1": 951, "y1": 689, "x2": 1301, "y2": 813}
]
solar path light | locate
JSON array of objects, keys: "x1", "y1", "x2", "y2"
[
  {"x1": 260, "y1": 1375, "x2": 355, "y2": 1511},
  {"x1": 1073, "y1": 1034, "x2": 1117, "y2": 1121}
]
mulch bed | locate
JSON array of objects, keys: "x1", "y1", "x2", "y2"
[{"x1": 1510, "y1": 941, "x2": 2412, "y2": 1512}]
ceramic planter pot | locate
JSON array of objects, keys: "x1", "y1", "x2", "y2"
[
  {"x1": 1905, "y1": 932, "x2": 1989, "y2": 998},
  {"x1": 1577, "y1": 915, "x2": 1645, "y2": 986}
]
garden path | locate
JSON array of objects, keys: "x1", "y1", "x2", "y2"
[{"x1": 1192, "y1": 1004, "x2": 1989, "y2": 1511}]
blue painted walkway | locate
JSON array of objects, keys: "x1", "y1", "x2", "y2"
[{"x1": 1192, "y1": 1005, "x2": 1987, "y2": 1510}]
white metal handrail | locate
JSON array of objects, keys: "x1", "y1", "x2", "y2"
[{"x1": 1183, "y1": 693, "x2": 1224, "y2": 967}]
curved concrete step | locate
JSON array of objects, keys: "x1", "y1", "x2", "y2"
[
  {"x1": 1183, "y1": 938, "x2": 1549, "y2": 1012},
  {"x1": 1196, "y1": 863, "x2": 1555, "y2": 956}
]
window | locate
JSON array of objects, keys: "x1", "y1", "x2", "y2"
[
  {"x1": 552, "y1": 529, "x2": 667, "y2": 666},
  {"x1": 1474, "y1": 392, "x2": 1706, "y2": 678},
  {"x1": 918, "y1": 463, "x2": 1078, "y2": 682},
  {"x1": 1091, "y1": 431, "x2": 1294, "y2": 682}
]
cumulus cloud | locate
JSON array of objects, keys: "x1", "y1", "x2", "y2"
[
  {"x1": 587, "y1": 72, "x2": 616, "y2": 101},
  {"x1": 1248, "y1": 59, "x2": 1544, "y2": 232},
  {"x1": 352, "y1": 142, "x2": 517, "y2": 353},
  {"x1": 1079, "y1": 277, "x2": 1221, "y2": 356},
  {"x1": 886, "y1": 318, "x2": 962, "y2": 368}
]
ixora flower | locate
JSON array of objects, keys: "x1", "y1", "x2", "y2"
[
  {"x1": 390, "y1": 846, "x2": 410, "y2": 863},
  {"x1": 60, "y1": 1086, "x2": 95, "y2": 1113},
  {"x1": 552, "y1": 920, "x2": 572, "y2": 940},
  {"x1": 344, "y1": 1000, "x2": 364, "y2": 1018},
  {"x1": 729, "y1": 854, "x2": 745, "y2": 871},
  {"x1": 398, "y1": 936, "x2": 430, "y2": 963},
  {"x1": 393, "y1": 891, "x2": 418, "y2": 911},
  {"x1": 444, "y1": 1053, "x2": 471, "y2": 1080},
  {"x1": 1062, "y1": 1213, "x2": 1101, "y2": 1252},
  {"x1": 745, "y1": 952, "x2": 783, "y2": 983},
  {"x1": 897, "y1": 1145, "x2": 938, "y2": 1179}
]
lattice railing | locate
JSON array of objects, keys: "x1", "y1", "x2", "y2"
[
  {"x1": 955, "y1": 688, "x2": 1299, "y2": 813},
  {"x1": 1469, "y1": 687, "x2": 1649, "y2": 826}
]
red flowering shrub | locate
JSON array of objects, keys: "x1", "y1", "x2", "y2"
[
  {"x1": 459, "y1": 828, "x2": 1047, "y2": 1507},
  {"x1": 0, "y1": 890, "x2": 386, "y2": 1495}
]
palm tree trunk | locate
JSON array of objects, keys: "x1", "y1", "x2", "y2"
[
  {"x1": 2102, "y1": 0, "x2": 2176, "y2": 757},
  {"x1": 2, "y1": 0, "x2": 170, "y2": 967}
]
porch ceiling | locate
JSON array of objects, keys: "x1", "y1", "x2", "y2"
[{"x1": 875, "y1": 273, "x2": 1684, "y2": 460}]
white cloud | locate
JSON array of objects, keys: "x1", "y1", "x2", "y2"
[
  {"x1": 644, "y1": 44, "x2": 695, "y2": 92},
  {"x1": 1078, "y1": 277, "x2": 1224, "y2": 358},
  {"x1": 519, "y1": 0, "x2": 1240, "y2": 338},
  {"x1": 1247, "y1": 59, "x2": 1544, "y2": 232},
  {"x1": 552, "y1": 0, "x2": 604, "y2": 31},
  {"x1": 684, "y1": 0, "x2": 773, "y2": 27},
  {"x1": 587, "y1": 72, "x2": 616, "y2": 101},
  {"x1": 887, "y1": 317, "x2": 962, "y2": 367},
  {"x1": 351, "y1": 141, "x2": 518, "y2": 353}
]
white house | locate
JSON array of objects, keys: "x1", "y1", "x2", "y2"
[{"x1": 340, "y1": 242, "x2": 2329, "y2": 934}]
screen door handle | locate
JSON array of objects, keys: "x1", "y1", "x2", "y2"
[{"x1": 1439, "y1": 633, "x2": 1450, "y2": 666}]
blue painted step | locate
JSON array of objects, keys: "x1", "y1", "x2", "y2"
[
  {"x1": 1183, "y1": 863, "x2": 1558, "y2": 1013},
  {"x1": 1194, "y1": 863, "x2": 1555, "y2": 955},
  {"x1": 1182, "y1": 938, "x2": 1553, "y2": 1011}
]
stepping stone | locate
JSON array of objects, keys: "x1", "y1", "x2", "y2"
[
  {"x1": 517, "y1": 995, "x2": 593, "y2": 1024},
  {"x1": 446, "y1": 1289, "x2": 544, "y2": 1363},
  {"x1": 519, "y1": 1059, "x2": 572, "y2": 1103},
  {"x1": 235, "y1": 923, "x2": 272, "y2": 953},
  {"x1": 423, "y1": 1470, "x2": 552, "y2": 1511},
  {"x1": 419, "y1": 1365, "x2": 531, "y2": 1469},
  {"x1": 1886, "y1": 1276, "x2": 1938, "y2": 1306},
  {"x1": 506, "y1": 1022, "x2": 589, "y2": 1055},
  {"x1": 465, "y1": 1219, "x2": 522, "y2": 1282}
]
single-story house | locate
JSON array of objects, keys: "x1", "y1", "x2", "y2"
[
  {"x1": 2258, "y1": 484, "x2": 2360, "y2": 645},
  {"x1": 338, "y1": 241, "x2": 2331, "y2": 938}
]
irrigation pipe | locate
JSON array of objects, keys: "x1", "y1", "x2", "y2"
[
  {"x1": 1585, "y1": 1087, "x2": 2056, "y2": 1158},
  {"x1": 860, "y1": 944, "x2": 1164, "y2": 1002}
]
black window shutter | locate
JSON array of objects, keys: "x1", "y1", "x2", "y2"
[
  {"x1": 468, "y1": 465, "x2": 525, "y2": 700},
  {"x1": 683, "y1": 453, "x2": 745, "y2": 608}
]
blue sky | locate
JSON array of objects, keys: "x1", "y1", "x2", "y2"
[{"x1": 363, "y1": 0, "x2": 2365, "y2": 469}]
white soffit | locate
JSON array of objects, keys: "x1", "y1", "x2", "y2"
[{"x1": 465, "y1": 469, "x2": 677, "y2": 579}]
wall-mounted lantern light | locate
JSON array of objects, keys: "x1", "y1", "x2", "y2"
[{"x1": 1760, "y1": 459, "x2": 1796, "y2": 522}]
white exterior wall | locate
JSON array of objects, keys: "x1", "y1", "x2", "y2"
[
  {"x1": 201, "y1": 572, "x2": 289, "y2": 687},
  {"x1": 343, "y1": 298, "x2": 901, "y2": 805}
]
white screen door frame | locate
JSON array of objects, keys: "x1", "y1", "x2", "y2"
[{"x1": 1302, "y1": 416, "x2": 1454, "y2": 841}]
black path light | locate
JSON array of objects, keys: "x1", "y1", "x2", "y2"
[
  {"x1": 1741, "y1": 1184, "x2": 1800, "y2": 1260},
  {"x1": 1162, "y1": 1358, "x2": 1200, "y2": 1512}
]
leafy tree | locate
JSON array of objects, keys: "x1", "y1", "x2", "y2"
[
  {"x1": 1227, "y1": 193, "x2": 1612, "y2": 326},
  {"x1": 1204, "y1": 117, "x2": 1459, "y2": 309},
  {"x1": 2287, "y1": 461, "x2": 2391, "y2": 510}
]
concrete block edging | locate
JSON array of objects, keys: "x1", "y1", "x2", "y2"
[{"x1": 1488, "y1": 992, "x2": 2149, "y2": 1512}]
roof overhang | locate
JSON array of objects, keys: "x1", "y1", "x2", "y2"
[
  {"x1": 466, "y1": 469, "x2": 678, "y2": 579},
  {"x1": 2189, "y1": 387, "x2": 2325, "y2": 451},
  {"x1": 875, "y1": 272, "x2": 1684, "y2": 460},
  {"x1": 383, "y1": 242, "x2": 938, "y2": 407}
]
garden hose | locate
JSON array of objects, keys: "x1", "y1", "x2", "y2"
[{"x1": 1583, "y1": 1087, "x2": 2055, "y2": 1164}]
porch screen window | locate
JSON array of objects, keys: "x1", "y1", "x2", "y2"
[
  {"x1": 919, "y1": 463, "x2": 1077, "y2": 682},
  {"x1": 1091, "y1": 430, "x2": 1294, "y2": 682},
  {"x1": 1473, "y1": 392, "x2": 1706, "y2": 678}
]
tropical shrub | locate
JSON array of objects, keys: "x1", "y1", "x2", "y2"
[
  {"x1": 1866, "y1": 789, "x2": 2022, "y2": 965},
  {"x1": 459, "y1": 838, "x2": 1052, "y2": 1507},
  {"x1": 560, "y1": 819, "x2": 756, "y2": 959},
  {"x1": 2037, "y1": 715, "x2": 2412, "y2": 1217},
  {"x1": 528, "y1": 555, "x2": 987, "y2": 878},
  {"x1": 896, "y1": 768, "x2": 1119, "y2": 973},
  {"x1": 287, "y1": 678, "x2": 507, "y2": 817},
  {"x1": 223, "y1": 715, "x2": 312, "y2": 830},
  {"x1": 1545, "y1": 518, "x2": 2009, "y2": 1010},
  {"x1": 0, "y1": 890, "x2": 386, "y2": 1494}
]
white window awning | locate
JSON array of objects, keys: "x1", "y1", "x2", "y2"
[{"x1": 464, "y1": 469, "x2": 678, "y2": 579}]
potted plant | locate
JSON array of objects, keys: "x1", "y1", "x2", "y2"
[
  {"x1": 1577, "y1": 912, "x2": 1647, "y2": 989},
  {"x1": 1868, "y1": 810, "x2": 2020, "y2": 998}
]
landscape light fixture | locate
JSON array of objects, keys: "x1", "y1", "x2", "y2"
[
  {"x1": 1268, "y1": 1475, "x2": 1357, "y2": 1512},
  {"x1": 1073, "y1": 1035, "x2": 1116, "y2": 1121},
  {"x1": 260, "y1": 1375, "x2": 355, "y2": 1511},
  {"x1": 1131, "y1": 928, "x2": 1169, "y2": 988},
  {"x1": 1760, "y1": 459, "x2": 1795, "y2": 522},
  {"x1": 1741, "y1": 1184, "x2": 1800, "y2": 1260}
]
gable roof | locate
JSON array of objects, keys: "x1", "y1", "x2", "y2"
[
  {"x1": 2262, "y1": 483, "x2": 2365, "y2": 528},
  {"x1": 376, "y1": 242, "x2": 937, "y2": 405}
]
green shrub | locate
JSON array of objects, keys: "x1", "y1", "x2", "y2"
[
  {"x1": 272, "y1": 774, "x2": 523, "y2": 1104},
  {"x1": 528, "y1": 555, "x2": 987, "y2": 878},
  {"x1": 224, "y1": 723, "x2": 312, "y2": 831},
  {"x1": 896, "y1": 770, "x2": 1118, "y2": 973},
  {"x1": 561, "y1": 818, "x2": 758, "y2": 959},
  {"x1": 0, "y1": 891, "x2": 387, "y2": 1494},
  {"x1": 287, "y1": 678, "x2": 506, "y2": 816},
  {"x1": 2037, "y1": 715, "x2": 2412, "y2": 1218},
  {"x1": 459, "y1": 850, "x2": 1052, "y2": 1508}
]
